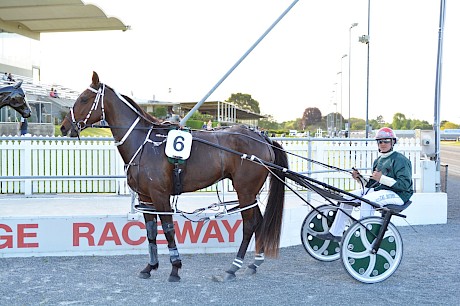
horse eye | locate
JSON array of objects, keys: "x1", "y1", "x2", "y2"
[{"x1": 10, "y1": 99, "x2": 22, "y2": 107}]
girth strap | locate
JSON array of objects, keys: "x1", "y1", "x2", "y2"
[{"x1": 172, "y1": 162, "x2": 184, "y2": 196}]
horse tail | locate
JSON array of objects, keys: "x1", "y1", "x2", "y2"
[{"x1": 260, "y1": 140, "x2": 288, "y2": 257}]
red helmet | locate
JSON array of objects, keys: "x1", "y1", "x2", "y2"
[{"x1": 375, "y1": 127, "x2": 397, "y2": 143}]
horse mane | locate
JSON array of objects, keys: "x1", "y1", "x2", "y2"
[
  {"x1": 118, "y1": 93, "x2": 159, "y2": 122},
  {"x1": 117, "y1": 91, "x2": 179, "y2": 128}
]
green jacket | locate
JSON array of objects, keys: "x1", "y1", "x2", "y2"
[{"x1": 365, "y1": 151, "x2": 414, "y2": 203}]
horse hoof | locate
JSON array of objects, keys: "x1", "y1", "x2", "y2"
[
  {"x1": 245, "y1": 267, "x2": 257, "y2": 275},
  {"x1": 212, "y1": 272, "x2": 236, "y2": 282},
  {"x1": 168, "y1": 275, "x2": 181, "y2": 282},
  {"x1": 138, "y1": 263, "x2": 157, "y2": 279},
  {"x1": 138, "y1": 272, "x2": 151, "y2": 279},
  {"x1": 223, "y1": 272, "x2": 236, "y2": 281}
]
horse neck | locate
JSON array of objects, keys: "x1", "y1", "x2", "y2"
[
  {"x1": 103, "y1": 91, "x2": 156, "y2": 162},
  {"x1": 0, "y1": 92, "x2": 8, "y2": 108}
]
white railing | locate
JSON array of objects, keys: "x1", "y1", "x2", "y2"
[
  {"x1": 0, "y1": 136, "x2": 421, "y2": 195},
  {"x1": 1, "y1": 136, "x2": 128, "y2": 195},
  {"x1": 281, "y1": 137, "x2": 421, "y2": 192}
]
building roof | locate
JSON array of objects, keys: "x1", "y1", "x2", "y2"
[
  {"x1": 138, "y1": 100, "x2": 265, "y2": 122},
  {"x1": 0, "y1": 0, "x2": 129, "y2": 40},
  {"x1": 178, "y1": 101, "x2": 266, "y2": 121}
]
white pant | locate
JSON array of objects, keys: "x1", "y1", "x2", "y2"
[{"x1": 328, "y1": 188, "x2": 404, "y2": 237}]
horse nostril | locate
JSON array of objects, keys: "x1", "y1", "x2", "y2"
[{"x1": 60, "y1": 125, "x2": 67, "y2": 135}]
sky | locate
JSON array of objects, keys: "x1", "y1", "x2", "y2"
[{"x1": 39, "y1": 0, "x2": 460, "y2": 125}]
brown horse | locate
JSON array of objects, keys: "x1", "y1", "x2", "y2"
[
  {"x1": 0, "y1": 80, "x2": 32, "y2": 118},
  {"x1": 61, "y1": 71, "x2": 288, "y2": 282}
]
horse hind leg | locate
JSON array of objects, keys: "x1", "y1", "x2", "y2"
[
  {"x1": 139, "y1": 214, "x2": 160, "y2": 279},
  {"x1": 213, "y1": 203, "x2": 261, "y2": 282},
  {"x1": 160, "y1": 215, "x2": 182, "y2": 282},
  {"x1": 220, "y1": 252, "x2": 264, "y2": 280},
  {"x1": 245, "y1": 205, "x2": 265, "y2": 275},
  {"x1": 245, "y1": 253, "x2": 265, "y2": 275}
]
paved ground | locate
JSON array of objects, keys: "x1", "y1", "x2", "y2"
[{"x1": 1, "y1": 157, "x2": 459, "y2": 305}]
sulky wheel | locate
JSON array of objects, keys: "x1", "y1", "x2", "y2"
[
  {"x1": 300, "y1": 204, "x2": 341, "y2": 262},
  {"x1": 340, "y1": 216, "x2": 403, "y2": 283}
]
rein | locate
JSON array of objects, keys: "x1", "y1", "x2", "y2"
[
  {"x1": 90, "y1": 113, "x2": 359, "y2": 181},
  {"x1": 71, "y1": 83, "x2": 370, "y2": 220}
]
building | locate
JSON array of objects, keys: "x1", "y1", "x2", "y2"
[
  {"x1": 0, "y1": 1, "x2": 128, "y2": 135},
  {"x1": 138, "y1": 100, "x2": 266, "y2": 127}
]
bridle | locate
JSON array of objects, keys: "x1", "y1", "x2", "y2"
[
  {"x1": 68, "y1": 83, "x2": 157, "y2": 146},
  {"x1": 1, "y1": 87, "x2": 25, "y2": 107},
  {"x1": 68, "y1": 84, "x2": 106, "y2": 134}
]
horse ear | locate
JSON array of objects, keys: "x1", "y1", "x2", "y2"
[
  {"x1": 13, "y1": 80, "x2": 23, "y2": 89},
  {"x1": 92, "y1": 71, "x2": 100, "y2": 86}
]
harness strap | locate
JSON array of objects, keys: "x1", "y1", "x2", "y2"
[
  {"x1": 124, "y1": 128, "x2": 167, "y2": 175},
  {"x1": 114, "y1": 116, "x2": 140, "y2": 146},
  {"x1": 134, "y1": 200, "x2": 259, "y2": 221},
  {"x1": 124, "y1": 127, "x2": 153, "y2": 174},
  {"x1": 172, "y1": 163, "x2": 183, "y2": 196}
]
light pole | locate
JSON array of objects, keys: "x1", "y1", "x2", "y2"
[
  {"x1": 348, "y1": 23, "x2": 358, "y2": 138},
  {"x1": 337, "y1": 71, "x2": 342, "y2": 131},
  {"x1": 338, "y1": 54, "x2": 347, "y2": 132},
  {"x1": 331, "y1": 90, "x2": 336, "y2": 137},
  {"x1": 365, "y1": 0, "x2": 371, "y2": 138}
]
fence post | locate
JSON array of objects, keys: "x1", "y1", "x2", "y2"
[{"x1": 21, "y1": 139, "x2": 32, "y2": 195}]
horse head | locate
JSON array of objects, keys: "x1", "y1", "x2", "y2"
[
  {"x1": 0, "y1": 80, "x2": 32, "y2": 118},
  {"x1": 60, "y1": 71, "x2": 104, "y2": 137}
]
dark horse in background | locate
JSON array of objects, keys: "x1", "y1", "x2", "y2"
[
  {"x1": 61, "y1": 72, "x2": 288, "y2": 282},
  {"x1": 0, "y1": 80, "x2": 32, "y2": 118}
]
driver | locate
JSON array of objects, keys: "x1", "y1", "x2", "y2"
[{"x1": 316, "y1": 127, "x2": 414, "y2": 242}]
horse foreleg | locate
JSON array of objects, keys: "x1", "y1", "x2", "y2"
[
  {"x1": 160, "y1": 215, "x2": 182, "y2": 282},
  {"x1": 139, "y1": 213, "x2": 159, "y2": 279}
]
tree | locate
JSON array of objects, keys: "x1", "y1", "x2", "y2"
[
  {"x1": 258, "y1": 115, "x2": 280, "y2": 130},
  {"x1": 409, "y1": 119, "x2": 432, "y2": 130},
  {"x1": 281, "y1": 120, "x2": 298, "y2": 131},
  {"x1": 301, "y1": 107, "x2": 322, "y2": 128},
  {"x1": 351, "y1": 118, "x2": 366, "y2": 130},
  {"x1": 392, "y1": 113, "x2": 407, "y2": 130},
  {"x1": 441, "y1": 121, "x2": 459, "y2": 130},
  {"x1": 226, "y1": 93, "x2": 260, "y2": 114},
  {"x1": 369, "y1": 119, "x2": 381, "y2": 130},
  {"x1": 376, "y1": 115, "x2": 385, "y2": 124}
]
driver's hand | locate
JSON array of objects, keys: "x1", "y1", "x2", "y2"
[
  {"x1": 352, "y1": 169, "x2": 360, "y2": 181},
  {"x1": 370, "y1": 170, "x2": 382, "y2": 182}
]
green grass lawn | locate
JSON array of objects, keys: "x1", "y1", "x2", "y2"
[
  {"x1": 54, "y1": 125, "x2": 113, "y2": 137},
  {"x1": 441, "y1": 140, "x2": 460, "y2": 146}
]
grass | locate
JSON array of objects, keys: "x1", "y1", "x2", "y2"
[
  {"x1": 54, "y1": 125, "x2": 113, "y2": 137},
  {"x1": 441, "y1": 140, "x2": 460, "y2": 146}
]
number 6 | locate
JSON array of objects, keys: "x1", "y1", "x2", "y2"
[{"x1": 173, "y1": 136, "x2": 185, "y2": 152}]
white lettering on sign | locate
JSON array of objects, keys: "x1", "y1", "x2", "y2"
[{"x1": 165, "y1": 130, "x2": 193, "y2": 160}]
